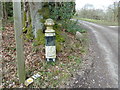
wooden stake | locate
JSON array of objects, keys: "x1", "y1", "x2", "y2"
[
  {"x1": 0, "y1": 1, "x2": 3, "y2": 87},
  {"x1": 13, "y1": 1, "x2": 26, "y2": 83}
]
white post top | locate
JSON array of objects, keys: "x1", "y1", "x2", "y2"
[
  {"x1": 45, "y1": 18, "x2": 55, "y2": 32},
  {"x1": 45, "y1": 18, "x2": 55, "y2": 26}
]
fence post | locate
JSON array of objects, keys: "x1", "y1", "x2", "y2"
[
  {"x1": 13, "y1": 1, "x2": 26, "y2": 83},
  {"x1": 0, "y1": 1, "x2": 3, "y2": 88}
]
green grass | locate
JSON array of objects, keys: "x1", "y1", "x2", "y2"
[
  {"x1": 27, "y1": 32, "x2": 89, "y2": 88},
  {"x1": 74, "y1": 17, "x2": 118, "y2": 26},
  {"x1": 29, "y1": 57, "x2": 82, "y2": 88}
]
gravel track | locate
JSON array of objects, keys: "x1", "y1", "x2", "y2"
[{"x1": 73, "y1": 20, "x2": 118, "y2": 88}]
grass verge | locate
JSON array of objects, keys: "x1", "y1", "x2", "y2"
[
  {"x1": 30, "y1": 31, "x2": 89, "y2": 88},
  {"x1": 74, "y1": 17, "x2": 118, "y2": 26}
]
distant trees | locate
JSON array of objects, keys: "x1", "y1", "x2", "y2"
[
  {"x1": 105, "y1": 2, "x2": 119, "y2": 21},
  {"x1": 77, "y1": 1, "x2": 119, "y2": 22},
  {"x1": 118, "y1": 1, "x2": 120, "y2": 23},
  {"x1": 77, "y1": 6, "x2": 105, "y2": 20},
  {"x1": 83, "y1": 4, "x2": 94, "y2": 9}
]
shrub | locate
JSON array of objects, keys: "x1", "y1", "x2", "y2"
[{"x1": 62, "y1": 20, "x2": 84, "y2": 34}]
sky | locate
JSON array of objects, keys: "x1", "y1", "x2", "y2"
[{"x1": 75, "y1": 0, "x2": 119, "y2": 10}]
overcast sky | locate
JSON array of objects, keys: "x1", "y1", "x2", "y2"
[{"x1": 75, "y1": 0, "x2": 119, "y2": 10}]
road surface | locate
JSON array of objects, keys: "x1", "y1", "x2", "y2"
[{"x1": 77, "y1": 20, "x2": 118, "y2": 88}]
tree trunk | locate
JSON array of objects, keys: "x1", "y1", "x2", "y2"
[
  {"x1": 13, "y1": 1, "x2": 26, "y2": 83},
  {"x1": 3, "y1": 2, "x2": 8, "y2": 20},
  {"x1": 0, "y1": 2, "x2": 3, "y2": 25},
  {"x1": 114, "y1": 2, "x2": 116, "y2": 21},
  {"x1": 118, "y1": 1, "x2": 120, "y2": 25},
  {"x1": 29, "y1": 2, "x2": 43, "y2": 38},
  {"x1": 22, "y1": 2, "x2": 31, "y2": 32}
]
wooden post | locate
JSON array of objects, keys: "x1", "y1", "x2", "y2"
[
  {"x1": 13, "y1": 1, "x2": 26, "y2": 83},
  {"x1": 0, "y1": 1, "x2": 3, "y2": 88}
]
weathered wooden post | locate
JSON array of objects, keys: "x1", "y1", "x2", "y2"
[
  {"x1": 0, "y1": 1, "x2": 3, "y2": 87},
  {"x1": 13, "y1": 1, "x2": 26, "y2": 83},
  {"x1": 45, "y1": 19, "x2": 56, "y2": 62}
]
